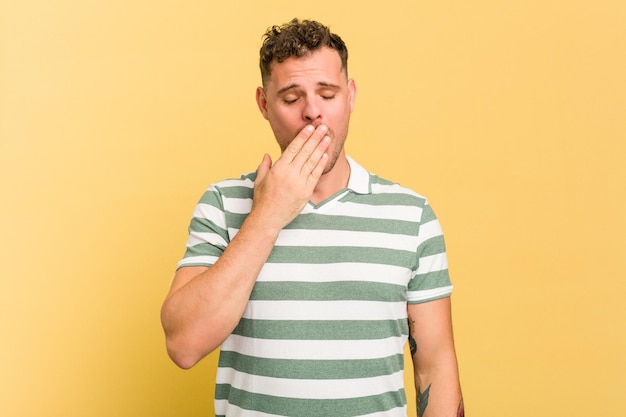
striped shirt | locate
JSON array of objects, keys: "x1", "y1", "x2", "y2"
[{"x1": 178, "y1": 157, "x2": 452, "y2": 417}]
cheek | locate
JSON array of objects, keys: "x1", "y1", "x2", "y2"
[
  {"x1": 269, "y1": 106, "x2": 300, "y2": 129},
  {"x1": 330, "y1": 107, "x2": 352, "y2": 134},
  {"x1": 269, "y1": 116, "x2": 296, "y2": 139},
  {"x1": 267, "y1": 111, "x2": 301, "y2": 150}
]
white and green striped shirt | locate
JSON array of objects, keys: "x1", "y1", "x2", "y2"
[{"x1": 178, "y1": 157, "x2": 452, "y2": 417}]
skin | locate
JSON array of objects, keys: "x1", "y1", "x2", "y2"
[{"x1": 408, "y1": 298, "x2": 464, "y2": 416}]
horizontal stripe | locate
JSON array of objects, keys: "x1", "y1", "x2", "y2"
[
  {"x1": 232, "y1": 318, "x2": 407, "y2": 340},
  {"x1": 192, "y1": 203, "x2": 227, "y2": 229},
  {"x1": 224, "y1": 212, "x2": 423, "y2": 235},
  {"x1": 242, "y1": 300, "x2": 407, "y2": 321},
  {"x1": 177, "y1": 255, "x2": 218, "y2": 268},
  {"x1": 370, "y1": 182, "x2": 425, "y2": 197},
  {"x1": 216, "y1": 367, "x2": 405, "y2": 399},
  {"x1": 218, "y1": 351, "x2": 405, "y2": 379},
  {"x1": 275, "y1": 229, "x2": 419, "y2": 251},
  {"x1": 187, "y1": 215, "x2": 227, "y2": 235},
  {"x1": 220, "y1": 334, "x2": 407, "y2": 360},
  {"x1": 267, "y1": 246, "x2": 416, "y2": 267},
  {"x1": 215, "y1": 401, "x2": 408, "y2": 417},
  {"x1": 185, "y1": 231, "x2": 228, "y2": 248},
  {"x1": 214, "y1": 177, "x2": 254, "y2": 188},
  {"x1": 326, "y1": 201, "x2": 423, "y2": 221},
  {"x1": 415, "y1": 253, "x2": 448, "y2": 275},
  {"x1": 256, "y1": 262, "x2": 411, "y2": 285},
  {"x1": 225, "y1": 210, "x2": 425, "y2": 235},
  {"x1": 416, "y1": 235, "x2": 446, "y2": 257},
  {"x1": 250, "y1": 281, "x2": 406, "y2": 302},
  {"x1": 182, "y1": 242, "x2": 223, "y2": 258},
  {"x1": 215, "y1": 388, "x2": 407, "y2": 417},
  {"x1": 222, "y1": 196, "x2": 253, "y2": 214},
  {"x1": 415, "y1": 219, "x2": 445, "y2": 249},
  {"x1": 216, "y1": 182, "x2": 254, "y2": 197},
  {"x1": 286, "y1": 213, "x2": 419, "y2": 234},
  {"x1": 346, "y1": 190, "x2": 424, "y2": 206}
]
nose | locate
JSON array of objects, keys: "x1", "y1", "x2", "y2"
[{"x1": 302, "y1": 97, "x2": 322, "y2": 123}]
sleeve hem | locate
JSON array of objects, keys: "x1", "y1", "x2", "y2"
[{"x1": 407, "y1": 285, "x2": 453, "y2": 304}]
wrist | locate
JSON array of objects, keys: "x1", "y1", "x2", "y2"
[{"x1": 240, "y1": 209, "x2": 283, "y2": 242}]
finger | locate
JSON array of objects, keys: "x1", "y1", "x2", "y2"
[
  {"x1": 301, "y1": 134, "x2": 331, "y2": 176},
  {"x1": 307, "y1": 152, "x2": 329, "y2": 186},
  {"x1": 290, "y1": 124, "x2": 329, "y2": 167},
  {"x1": 280, "y1": 125, "x2": 315, "y2": 164}
]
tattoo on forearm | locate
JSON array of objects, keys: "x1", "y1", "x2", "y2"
[
  {"x1": 408, "y1": 334, "x2": 417, "y2": 356},
  {"x1": 457, "y1": 399, "x2": 465, "y2": 417},
  {"x1": 407, "y1": 317, "x2": 417, "y2": 356},
  {"x1": 417, "y1": 384, "x2": 431, "y2": 417}
]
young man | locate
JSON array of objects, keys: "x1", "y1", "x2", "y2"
[{"x1": 161, "y1": 18, "x2": 464, "y2": 417}]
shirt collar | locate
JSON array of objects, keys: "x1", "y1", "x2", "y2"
[{"x1": 346, "y1": 156, "x2": 371, "y2": 194}]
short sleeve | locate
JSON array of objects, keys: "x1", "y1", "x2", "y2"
[
  {"x1": 407, "y1": 202, "x2": 453, "y2": 304},
  {"x1": 177, "y1": 185, "x2": 230, "y2": 269}
]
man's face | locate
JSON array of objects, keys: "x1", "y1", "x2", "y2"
[{"x1": 256, "y1": 47, "x2": 356, "y2": 173}]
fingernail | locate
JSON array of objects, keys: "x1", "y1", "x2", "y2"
[{"x1": 304, "y1": 125, "x2": 314, "y2": 134}]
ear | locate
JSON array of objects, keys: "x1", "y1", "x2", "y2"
[
  {"x1": 348, "y1": 79, "x2": 357, "y2": 112},
  {"x1": 256, "y1": 86, "x2": 269, "y2": 120}
]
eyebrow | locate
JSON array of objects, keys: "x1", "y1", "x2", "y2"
[{"x1": 276, "y1": 82, "x2": 341, "y2": 95}]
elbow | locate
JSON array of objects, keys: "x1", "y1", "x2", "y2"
[
  {"x1": 160, "y1": 302, "x2": 227, "y2": 369},
  {"x1": 165, "y1": 336, "x2": 203, "y2": 370},
  {"x1": 169, "y1": 352, "x2": 199, "y2": 370},
  {"x1": 161, "y1": 303, "x2": 204, "y2": 369},
  {"x1": 163, "y1": 322, "x2": 219, "y2": 369},
  {"x1": 162, "y1": 319, "x2": 204, "y2": 369}
]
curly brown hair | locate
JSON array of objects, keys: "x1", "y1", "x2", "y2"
[{"x1": 259, "y1": 18, "x2": 348, "y2": 87}]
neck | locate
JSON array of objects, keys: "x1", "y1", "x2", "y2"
[{"x1": 310, "y1": 152, "x2": 350, "y2": 204}]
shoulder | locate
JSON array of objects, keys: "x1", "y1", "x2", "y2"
[
  {"x1": 367, "y1": 172, "x2": 431, "y2": 210},
  {"x1": 348, "y1": 156, "x2": 429, "y2": 207},
  {"x1": 212, "y1": 171, "x2": 256, "y2": 191},
  {"x1": 200, "y1": 171, "x2": 256, "y2": 198},
  {"x1": 191, "y1": 172, "x2": 256, "y2": 217}
]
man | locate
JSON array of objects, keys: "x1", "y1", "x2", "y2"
[{"x1": 161, "y1": 18, "x2": 464, "y2": 417}]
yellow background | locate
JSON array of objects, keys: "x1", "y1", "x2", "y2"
[{"x1": 2, "y1": 1, "x2": 625, "y2": 416}]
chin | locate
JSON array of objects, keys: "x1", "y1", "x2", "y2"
[{"x1": 322, "y1": 150, "x2": 343, "y2": 175}]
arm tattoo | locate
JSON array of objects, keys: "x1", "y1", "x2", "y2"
[
  {"x1": 417, "y1": 384, "x2": 431, "y2": 417},
  {"x1": 407, "y1": 317, "x2": 417, "y2": 356},
  {"x1": 408, "y1": 334, "x2": 417, "y2": 356}
]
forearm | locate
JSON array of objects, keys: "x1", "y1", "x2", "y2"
[
  {"x1": 414, "y1": 360, "x2": 464, "y2": 417},
  {"x1": 161, "y1": 215, "x2": 280, "y2": 368},
  {"x1": 408, "y1": 298, "x2": 464, "y2": 417}
]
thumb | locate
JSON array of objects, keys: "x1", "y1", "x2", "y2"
[{"x1": 255, "y1": 153, "x2": 272, "y2": 183}]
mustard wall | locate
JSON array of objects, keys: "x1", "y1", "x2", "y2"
[{"x1": 1, "y1": 1, "x2": 625, "y2": 416}]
